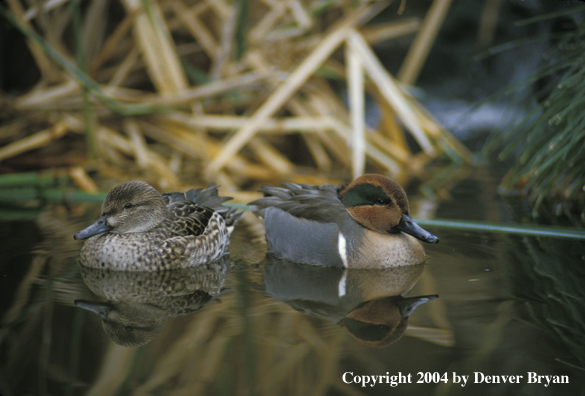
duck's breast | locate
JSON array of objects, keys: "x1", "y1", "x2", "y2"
[
  {"x1": 79, "y1": 231, "x2": 168, "y2": 270},
  {"x1": 344, "y1": 227, "x2": 426, "y2": 268}
]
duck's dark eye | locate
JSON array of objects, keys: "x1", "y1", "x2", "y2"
[
  {"x1": 124, "y1": 203, "x2": 133, "y2": 209},
  {"x1": 376, "y1": 198, "x2": 390, "y2": 206}
]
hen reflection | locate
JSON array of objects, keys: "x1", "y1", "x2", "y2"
[
  {"x1": 264, "y1": 255, "x2": 437, "y2": 347},
  {"x1": 75, "y1": 256, "x2": 229, "y2": 347}
]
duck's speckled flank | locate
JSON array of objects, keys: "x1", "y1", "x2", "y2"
[{"x1": 76, "y1": 181, "x2": 242, "y2": 271}]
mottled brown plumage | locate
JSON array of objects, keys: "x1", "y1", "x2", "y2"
[{"x1": 74, "y1": 181, "x2": 242, "y2": 271}]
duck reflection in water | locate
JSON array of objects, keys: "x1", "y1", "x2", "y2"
[
  {"x1": 75, "y1": 257, "x2": 229, "y2": 347},
  {"x1": 264, "y1": 256, "x2": 437, "y2": 347},
  {"x1": 251, "y1": 174, "x2": 439, "y2": 346},
  {"x1": 74, "y1": 181, "x2": 242, "y2": 271}
]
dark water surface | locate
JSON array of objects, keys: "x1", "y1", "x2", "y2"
[{"x1": 1, "y1": 168, "x2": 584, "y2": 396}]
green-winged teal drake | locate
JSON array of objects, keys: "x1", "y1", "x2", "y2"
[
  {"x1": 249, "y1": 174, "x2": 439, "y2": 268},
  {"x1": 74, "y1": 180, "x2": 242, "y2": 271}
]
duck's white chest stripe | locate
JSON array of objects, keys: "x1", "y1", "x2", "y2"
[
  {"x1": 337, "y1": 232, "x2": 348, "y2": 268},
  {"x1": 338, "y1": 269, "x2": 347, "y2": 297}
]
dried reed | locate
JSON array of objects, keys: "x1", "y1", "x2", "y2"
[{"x1": 1, "y1": 0, "x2": 470, "y2": 194}]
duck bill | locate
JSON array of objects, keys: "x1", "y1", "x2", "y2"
[
  {"x1": 74, "y1": 216, "x2": 112, "y2": 240},
  {"x1": 394, "y1": 215, "x2": 439, "y2": 244},
  {"x1": 74, "y1": 300, "x2": 113, "y2": 319},
  {"x1": 396, "y1": 294, "x2": 439, "y2": 317}
]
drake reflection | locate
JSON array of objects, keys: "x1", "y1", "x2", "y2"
[
  {"x1": 264, "y1": 255, "x2": 437, "y2": 347},
  {"x1": 75, "y1": 256, "x2": 229, "y2": 347}
]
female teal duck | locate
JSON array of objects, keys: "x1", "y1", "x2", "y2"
[
  {"x1": 74, "y1": 180, "x2": 242, "y2": 271},
  {"x1": 249, "y1": 174, "x2": 438, "y2": 268}
]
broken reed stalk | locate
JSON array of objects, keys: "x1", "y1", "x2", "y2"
[
  {"x1": 120, "y1": 0, "x2": 188, "y2": 94},
  {"x1": 70, "y1": 0, "x2": 97, "y2": 160},
  {"x1": 346, "y1": 40, "x2": 366, "y2": 179},
  {"x1": 205, "y1": 2, "x2": 392, "y2": 175},
  {"x1": 1, "y1": 0, "x2": 468, "y2": 195},
  {"x1": 398, "y1": 0, "x2": 454, "y2": 85},
  {"x1": 347, "y1": 29, "x2": 436, "y2": 155},
  {"x1": 0, "y1": 122, "x2": 68, "y2": 162},
  {"x1": 1, "y1": 5, "x2": 175, "y2": 116}
]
